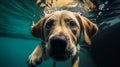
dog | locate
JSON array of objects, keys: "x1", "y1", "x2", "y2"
[{"x1": 27, "y1": 10, "x2": 98, "y2": 67}]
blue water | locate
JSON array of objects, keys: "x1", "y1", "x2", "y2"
[
  {"x1": 0, "y1": 37, "x2": 38, "y2": 67},
  {"x1": 1, "y1": 0, "x2": 120, "y2": 67}
]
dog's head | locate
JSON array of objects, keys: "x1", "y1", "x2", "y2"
[{"x1": 31, "y1": 10, "x2": 98, "y2": 61}]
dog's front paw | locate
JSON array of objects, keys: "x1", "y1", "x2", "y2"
[{"x1": 27, "y1": 54, "x2": 42, "y2": 67}]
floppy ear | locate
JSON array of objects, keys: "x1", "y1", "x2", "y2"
[
  {"x1": 31, "y1": 18, "x2": 46, "y2": 39},
  {"x1": 75, "y1": 14, "x2": 98, "y2": 45}
]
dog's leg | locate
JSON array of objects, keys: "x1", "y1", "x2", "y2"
[
  {"x1": 53, "y1": 61, "x2": 56, "y2": 67},
  {"x1": 27, "y1": 45, "x2": 43, "y2": 67},
  {"x1": 72, "y1": 55, "x2": 79, "y2": 67}
]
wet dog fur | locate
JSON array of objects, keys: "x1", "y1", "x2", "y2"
[{"x1": 27, "y1": 10, "x2": 98, "y2": 67}]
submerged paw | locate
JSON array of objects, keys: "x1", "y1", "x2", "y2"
[{"x1": 27, "y1": 55, "x2": 42, "y2": 67}]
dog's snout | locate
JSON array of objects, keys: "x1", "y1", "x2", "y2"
[
  {"x1": 50, "y1": 35, "x2": 67, "y2": 49},
  {"x1": 49, "y1": 35, "x2": 71, "y2": 61}
]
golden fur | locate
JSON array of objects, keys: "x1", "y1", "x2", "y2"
[{"x1": 36, "y1": 0, "x2": 95, "y2": 13}]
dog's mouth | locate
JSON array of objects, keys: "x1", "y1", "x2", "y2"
[
  {"x1": 51, "y1": 47, "x2": 74, "y2": 61},
  {"x1": 52, "y1": 54, "x2": 70, "y2": 61},
  {"x1": 49, "y1": 35, "x2": 73, "y2": 61}
]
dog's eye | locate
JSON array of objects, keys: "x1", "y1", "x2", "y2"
[
  {"x1": 45, "y1": 20, "x2": 54, "y2": 29},
  {"x1": 68, "y1": 21, "x2": 76, "y2": 27}
]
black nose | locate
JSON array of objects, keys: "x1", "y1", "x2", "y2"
[{"x1": 50, "y1": 35, "x2": 67, "y2": 50}]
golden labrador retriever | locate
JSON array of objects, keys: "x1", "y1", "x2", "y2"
[{"x1": 27, "y1": 10, "x2": 98, "y2": 67}]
